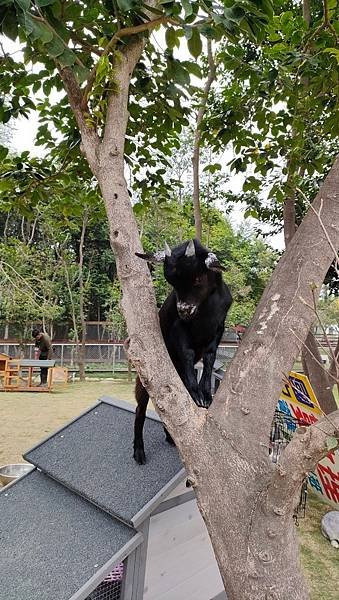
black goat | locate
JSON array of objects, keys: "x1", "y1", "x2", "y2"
[{"x1": 134, "y1": 239, "x2": 232, "y2": 464}]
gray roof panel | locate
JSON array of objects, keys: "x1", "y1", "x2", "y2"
[
  {"x1": 24, "y1": 399, "x2": 185, "y2": 527},
  {"x1": 0, "y1": 469, "x2": 141, "y2": 600}
]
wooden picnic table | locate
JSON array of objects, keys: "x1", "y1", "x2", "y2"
[{"x1": 3, "y1": 359, "x2": 56, "y2": 392}]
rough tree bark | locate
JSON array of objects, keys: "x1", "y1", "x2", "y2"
[
  {"x1": 78, "y1": 210, "x2": 88, "y2": 382},
  {"x1": 58, "y1": 31, "x2": 339, "y2": 600},
  {"x1": 191, "y1": 39, "x2": 216, "y2": 240}
]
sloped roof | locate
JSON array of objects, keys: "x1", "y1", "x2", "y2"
[
  {"x1": 24, "y1": 397, "x2": 185, "y2": 527},
  {"x1": 0, "y1": 397, "x2": 186, "y2": 600},
  {"x1": 0, "y1": 469, "x2": 141, "y2": 600}
]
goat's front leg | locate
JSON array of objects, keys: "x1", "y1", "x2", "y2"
[
  {"x1": 177, "y1": 348, "x2": 205, "y2": 406},
  {"x1": 168, "y1": 323, "x2": 204, "y2": 407},
  {"x1": 198, "y1": 348, "x2": 217, "y2": 408},
  {"x1": 133, "y1": 377, "x2": 149, "y2": 464},
  {"x1": 199, "y1": 332, "x2": 223, "y2": 408}
]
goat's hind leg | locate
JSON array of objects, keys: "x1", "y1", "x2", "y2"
[
  {"x1": 134, "y1": 377, "x2": 149, "y2": 464},
  {"x1": 164, "y1": 427, "x2": 175, "y2": 446}
]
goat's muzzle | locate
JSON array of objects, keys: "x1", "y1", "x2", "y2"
[{"x1": 177, "y1": 302, "x2": 198, "y2": 321}]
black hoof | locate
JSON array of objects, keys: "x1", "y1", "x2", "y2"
[{"x1": 133, "y1": 448, "x2": 146, "y2": 465}]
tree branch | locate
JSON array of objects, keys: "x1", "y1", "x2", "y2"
[
  {"x1": 192, "y1": 39, "x2": 216, "y2": 240},
  {"x1": 101, "y1": 38, "x2": 145, "y2": 153},
  {"x1": 270, "y1": 409, "x2": 339, "y2": 505},
  {"x1": 303, "y1": 0, "x2": 339, "y2": 52},
  {"x1": 296, "y1": 188, "x2": 339, "y2": 276},
  {"x1": 58, "y1": 67, "x2": 101, "y2": 175},
  {"x1": 81, "y1": 15, "x2": 171, "y2": 110}
]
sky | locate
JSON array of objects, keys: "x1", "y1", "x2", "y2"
[{"x1": 2, "y1": 35, "x2": 284, "y2": 251}]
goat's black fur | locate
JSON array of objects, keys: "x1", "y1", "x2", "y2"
[{"x1": 134, "y1": 239, "x2": 232, "y2": 464}]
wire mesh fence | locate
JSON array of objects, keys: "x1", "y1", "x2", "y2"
[
  {"x1": 0, "y1": 343, "x2": 128, "y2": 370},
  {"x1": 86, "y1": 563, "x2": 124, "y2": 600},
  {"x1": 0, "y1": 342, "x2": 238, "y2": 372}
]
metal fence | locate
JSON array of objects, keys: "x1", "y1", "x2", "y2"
[
  {"x1": 86, "y1": 563, "x2": 124, "y2": 600},
  {"x1": 0, "y1": 343, "x2": 127, "y2": 370},
  {"x1": 0, "y1": 342, "x2": 237, "y2": 372}
]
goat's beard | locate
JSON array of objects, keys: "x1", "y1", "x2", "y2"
[{"x1": 176, "y1": 301, "x2": 198, "y2": 321}]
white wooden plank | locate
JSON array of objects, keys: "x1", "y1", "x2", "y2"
[{"x1": 144, "y1": 499, "x2": 224, "y2": 600}]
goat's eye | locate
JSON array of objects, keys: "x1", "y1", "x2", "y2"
[{"x1": 194, "y1": 276, "x2": 202, "y2": 286}]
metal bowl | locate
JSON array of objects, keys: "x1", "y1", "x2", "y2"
[{"x1": 0, "y1": 463, "x2": 33, "y2": 487}]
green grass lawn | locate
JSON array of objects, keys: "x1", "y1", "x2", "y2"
[
  {"x1": 0, "y1": 379, "x2": 136, "y2": 465},
  {"x1": 299, "y1": 493, "x2": 339, "y2": 600}
]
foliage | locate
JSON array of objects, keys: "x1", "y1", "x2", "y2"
[
  {"x1": 0, "y1": 148, "x2": 119, "y2": 338},
  {"x1": 202, "y1": 0, "x2": 339, "y2": 232},
  {"x1": 318, "y1": 297, "x2": 339, "y2": 330},
  {"x1": 0, "y1": 238, "x2": 64, "y2": 339},
  {"x1": 105, "y1": 279, "x2": 128, "y2": 341},
  {"x1": 0, "y1": 0, "x2": 274, "y2": 206}
]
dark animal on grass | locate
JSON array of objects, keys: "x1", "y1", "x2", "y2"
[{"x1": 133, "y1": 239, "x2": 232, "y2": 464}]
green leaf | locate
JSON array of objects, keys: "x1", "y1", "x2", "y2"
[
  {"x1": 116, "y1": 0, "x2": 134, "y2": 12},
  {"x1": 36, "y1": 0, "x2": 56, "y2": 5},
  {"x1": 326, "y1": 436, "x2": 338, "y2": 451},
  {"x1": 244, "y1": 208, "x2": 258, "y2": 219},
  {"x1": 187, "y1": 28, "x2": 202, "y2": 59},
  {"x1": 182, "y1": 0, "x2": 193, "y2": 18},
  {"x1": 58, "y1": 48, "x2": 76, "y2": 67},
  {"x1": 0, "y1": 179, "x2": 12, "y2": 191},
  {"x1": 18, "y1": 10, "x2": 34, "y2": 34},
  {"x1": 243, "y1": 176, "x2": 261, "y2": 192},
  {"x1": 2, "y1": 8, "x2": 18, "y2": 40},
  {"x1": 45, "y1": 36, "x2": 66, "y2": 57},
  {"x1": 73, "y1": 64, "x2": 90, "y2": 84},
  {"x1": 30, "y1": 21, "x2": 53, "y2": 43},
  {"x1": 0, "y1": 145, "x2": 9, "y2": 160},
  {"x1": 165, "y1": 27, "x2": 177, "y2": 49},
  {"x1": 323, "y1": 48, "x2": 339, "y2": 63},
  {"x1": 14, "y1": 0, "x2": 31, "y2": 10},
  {"x1": 182, "y1": 61, "x2": 201, "y2": 78},
  {"x1": 203, "y1": 163, "x2": 222, "y2": 174},
  {"x1": 173, "y1": 63, "x2": 190, "y2": 86},
  {"x1": 224, "y1": 6, "x2": 245, "y2": 24}
]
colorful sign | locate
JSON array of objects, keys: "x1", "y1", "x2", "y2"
[{"x1": 279, "y1": 371, "x2": 339, "y2": 508}]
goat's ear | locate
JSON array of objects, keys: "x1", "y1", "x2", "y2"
[
  {"x1": 135, "y1": 251, "x2": 165, "y2": 264},
  {"x1": 205, "y1": 252, "x2": 226, "y2": 272}
]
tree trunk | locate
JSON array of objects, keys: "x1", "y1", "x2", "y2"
[
  {"x1": 283, "y1": 190, "x2": 297, "y2": 246},
  {"x1": 78, "y1": 211, "x2": 88, "y2": 382},
  {"x1": 301, "y1": 329, "x2": 337, "y2": 413},
  {"x1": 192, "y1": 40, "x2": 216, "y2": 241},
  {"x1": 189, "y1": 429, "x2": 309, "y2": 600}
]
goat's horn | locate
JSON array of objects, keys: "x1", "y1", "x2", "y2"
[
  {"x1": 205, "y1": 252, "x2": 226, "y2": 272},
  {"x1": 164, "y1": 241, "x2": 172, "y2": 257},
  {"x1": 185, "y1": 239, "x2": 196, "y2": 257}
]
